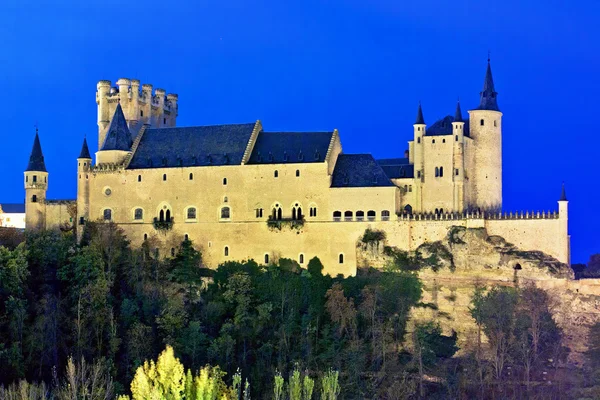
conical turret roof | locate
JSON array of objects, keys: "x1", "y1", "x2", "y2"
[
  {"x1": 415, "y1": 102, "x2": 425, "y2": 125},
  {"x1": 79, "y1": 137, "x2": 91, "y2": 159},
  {"x1": 560, "y1": 183, "x2": 567, "y2": 201},
  {"x1": 478, "y1": 59, "x2": 500, "y2": 111},
  {"x1": 100, "y1": 103, "x2": 132, "y2": 151},
  {"x1": 26, "y1": 132, "x2": 47, "y2": 172},
  {"x1": 454, "y1": 100, "x2": 463, "y2": 122}
]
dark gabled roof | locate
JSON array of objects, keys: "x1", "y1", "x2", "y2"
[
  {"x1": 415, "y1": 103, "x2": 425, "y2": 124},
  {"x1": 127, "y1": 123, "x2": 256, "y2": 169},
  {"x1": 26, "y1": 132, "x2": 47, "y2": 172},
  {"x1": 477, "y1": 60, "x2": 500, "y2": 111},
  {"x1": 247, "y1": 131, "x2": 333, "y2": 164},
  {"x1": 0, "y1": 203, "x2": 25, "y2": 213},
  {"x1": 376, "y1": 158, "x2": 414, "y2": 179},
  {"x1": 79, "y1": 137, "x2": 91, "y2": 159},
  {"x1": 426, "y1": 116, "x2": 471, "y2": 137},
  {"x1": 331, "y1": 154, "x2": 395, "y2": 188},
  {"x1": 100, "y1": 103, "x2": 133, "y2": 151}
]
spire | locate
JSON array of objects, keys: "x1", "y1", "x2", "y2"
[
  {"x1": 454, "y1": 99, "x2": 463, "y2": 122},
  {"x1": 79, "y1": 137, "x2": 91, "y2": 159},
  {"x1": 478, "y1": 58, "x2": 500, "y2": 111},
  {"x1": 415, "y1": 102, "x2": 425, "y2": 125},
  {"x1": 560, "y1": 182, "x2": 567, "y2": 201},
  {"x1": 100, "y1": 103, "x2": 132, "y2": 151},
  {"x1": 26, "y1": 130, "x2": 47, "y2": 172}
]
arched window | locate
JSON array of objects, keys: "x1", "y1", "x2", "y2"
[
  {"x1": 187, "y1": 207, "x2": 197, "y2": 219},
  {"x1": 344, "y1": 211, "x2": 353, "y2": 221},
  {"x1": 417, "y1": 137, "x2": 421, "y2": 144},
  {"x1": 189, "y1": 173, "x2": 193, "y2": 180},
  {"x1": 221, "y1": 207, "x2": 231, "y2": 219},
  {"x1": 409, "y1": 185, "x2": 412, "y2": 192},
  {"x1": 381, "y1": 210, "x2": 390, "y2": 221},
  {"x1": 256, "y1": 208, "x2": 263, "y2": 218},
  {"x1": 31, "y1": 195, "x2": 37, "y2": 203},
  {"x1": 333, "y1": 211, "x2": 342, "y2": 222},
  {"x1": 455, "y1": 168, "x2": 459, "y2": 176},
  {"x1": 296, "y1": 170, "x2": 300, "y2": 177},
  {"x1": 404, "y1": 185, "x2": 408, "y2": 192},
  {"x1": 356, "y1": 210, "x2": 365, "y2": 221},
  {"x1": 439, "y1": 166, "x2": 444, "y2": 177},
  {"x1": 367, "y1": 210, "x2": 376, "y2": 221},
  {"x1": 339, "y1": 254, "x2": 344, "y2": 264},
  {"x1": 171, "y1": 248, "x2": 175, "y2": 257},
  {"x1": 223, "y1": 196, "x2": 228, "y2": 203},
  {"x1": 184, "y1": 234, "x2": 189, "y2": 241},
  {"x1": 404, "y1": 204, "x2": 413, "y2": 214},
  {"x1": 292, "y1": 204, "x2": 303, "y2": 220},
  {"x1": 223, "y1": 178, "x2": 227, "y2": 185},
  {"x1": 432, "y1": 139, "x2": 436, "y2": 144},
  {"x1": 224, "y1": 246, "x2": 229, "y2": 257},
  {"x1": 494, "y1": 120, "x2": 497, "y2": 127},
  {"x1": 274, "y1": 170, "x2": 279, "y2": 178},
  {"x1": 480, "y1": 119, "x2": 484, "y2": 126},
  {"x1": 159, "y1": 209, "x2": 165, "y2": 222},
  {"x1": 134, "y1": 208, "x2": 143, "y2": 220},
  {"x1": 299, "y1": 254, "x2": 304, "y2": 264},
  {"x1": 138, "y1": 175, "x2": 142, "y2": 182},
  {"x1": 165, "y1": 209, "x2": 171, "y2": 222},
  {"x1": 163, "y1": 174, "x2": 167, "y2": 181},
  {"x1": 435, "y1": 167, "x2": 439, "y2": 177},
  {"x1": 442, "y1": 139, "x2": 446, "y2": 143},
  {"x1": 103, "y1": 209, "x2": 112, "y2": 221},
  {"x1": 33, "y1": 175, "x2": 37, "y2": 183},
  {"x1": 144, "y1": 233, "x2": 148, "y2": 241},
  {"x1": 455, "y1": 135, "x2": 458, "y2": 141},
  {"x1": 264, "y1": 254, "x2": 269, "y2": 264},
  {"x1": 309, "y1": 206, "x2": 317, "y2": 217}
]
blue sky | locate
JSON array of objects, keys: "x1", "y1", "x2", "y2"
[{"x1": 0, "y1": 0, "x2": 598, "y2": 263}]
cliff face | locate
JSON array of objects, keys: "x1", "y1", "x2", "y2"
[{"x1": 357, "y1": 226, "x2": 600, "y2": 364}]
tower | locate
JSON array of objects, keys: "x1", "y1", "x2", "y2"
[
  {"x1": 467, "y1": 59, "x2": 503, "y2": 211},
  {"x1": 24, "y1": 130, "x2": 48, "y2": 231},
  {"x1": 452, "y1": 100, "x2": 466, "y2": 211},
  {"x1": 77, "y1": 137, "x2": 92, "y2": 240},
  {"x1": 558, "y1": 183, "x2": 570, "y2": 265},
  {"x1": 413, "y1": 103, "x2": 426, "y2": 212}
]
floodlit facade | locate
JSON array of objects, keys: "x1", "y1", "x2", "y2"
[{"x1": 24, "y1": 61, "x2": 570, "y2": 276}]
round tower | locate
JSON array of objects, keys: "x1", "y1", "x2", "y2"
[
  {"x1": 468, "y1": 59, "x2": 502, "y2": 211},
  {"x1": 77, "y1": 137, "x2": 92, "y2": 240},
  {"x1": 558, "y1": 183, "x2": 570, "y2": 265},
  {"x1": 97, "y1": 80, "x2": 112, "y2": 150},
  {"x1": 413, "y1": 102, "x2": 426, "y2": 212},
  {"x1": 452, "y1": 100, "x2": 466, "y2": 211},
  {"x1": 24, "y1": 131, "x2": 48, "y2": 231},
  {"x1": 141, "y1": 84, "x2": 153, "y2": 125}
]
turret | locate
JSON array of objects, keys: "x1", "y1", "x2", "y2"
[
  {"x1": 141, "y1": 84, "x2": 153, "y2": 125},
  {"x1": 24, "y1": 130, "x2": 48, "y2": 231},
  {"x1": 468, "y1": 58, "x2": 503, "y2": 211},
  {"x1": 129, "y1": 79, "x2": 141, "y2": 131},
  {"x1": 155, "y1": 88, "x2": 166, "y2": 126},
  {"x1": 166, "y1": 93, "x2": 178, "y2": 127},
  {"x1": 77, "y1": 137, "x2": 92, "y2": 240},
  {"x1": 452, "y1": 100, "x2": 466, "y2": 211},
  {"x1": 558, "y1": 183, "x2": 570, "y2": 265},
  {"x1": 96, "y1": 80, "x2": 112, "y2": 150},
  {"x1": 413, "y1": 102, "x2": 426, "y2": 181}
]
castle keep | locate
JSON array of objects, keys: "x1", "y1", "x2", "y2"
[{"x1": 24, "y1": 61, "x2": 570, "y2": 276}]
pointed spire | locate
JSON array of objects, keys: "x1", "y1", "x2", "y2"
[
  {"x1": 560, "y1": 182, "x2": 567, "y2": 201},
  {"x1": 415, "y1": 102, "x2": 425, "y2": 125},
  {"x1": 454, "y1": 99, "x2": 463, "y2": 122},
  {"x1": 26, "y1": 130, "x2": 47, "y2": 172},
  {"x1": 100, "y1": 103, "x2": 132, "y2": 151},
  {"x1": 478, "y1": 58, "x2": 500, "y2": 111},
  {"x1": 79, "y1": 136, "x2": 91, "y2": 159}
]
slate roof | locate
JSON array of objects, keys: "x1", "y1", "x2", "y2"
[
  {"x1": 331, "y1": 154, "x2": 395, "y2": 188},
  {"x1": 376, "y1": 158, "x2": 415, "y2": 179},
  {"x1": 79, "y1": 137, "x2": 91, "y2": 159},
  {"x1": 247, "y1": 131, "x2": 333, "y2": 164},
  {"x1": 100, "y1": 104, "x2": 133, "y2": 151},
  {"x1": 560, "y1": 183, "x2": 567, "y2": 201},
  {"x1": 415, "y1": 103, "x2": 425, "y2": 124},
  {"x1": 127, "y1": 123, "x2": 256, "y2": 169},
  {"x1": 26, "y1": 133, "x2": 47, "y2": 172},
  {"x1": 426, "y1": 116, "x2": 470, "y2": 137},
  {"x1": 0, "y1": 203, "x2": 25, "y2": 213},
  {"x1": 477, "y1": 61, "x2": 500, "y2": 111},
  {"x1": 455, "y1": 101, "x2": 463, "y2": 122}
]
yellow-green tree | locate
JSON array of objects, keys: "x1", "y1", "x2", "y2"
[{"x1": 131, "y1": 345, "x2": 185, "y2": 400}]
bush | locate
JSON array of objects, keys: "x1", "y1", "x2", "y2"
[{"x1": 361, "y1": 228, "x2": 386, "y2": 244}]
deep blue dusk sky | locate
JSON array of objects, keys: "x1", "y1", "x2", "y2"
[{"x1": 0, "y1": 0, "x2": 598, "y2": 263}]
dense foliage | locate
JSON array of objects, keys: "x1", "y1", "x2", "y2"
[{"x1": 0, "y1": 224, "x2": 598, "y2": 398}]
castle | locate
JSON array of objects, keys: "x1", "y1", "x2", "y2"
[{"x1": 23, "y1": 61, "x2": 570, "y2": 276}]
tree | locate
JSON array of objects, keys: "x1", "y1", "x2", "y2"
[
  {"x1": 325, "y1": 283, "x2": 357, "y2": 338},
  {"x1": 130, "y1": 345, "x2": 185, "y2": 400}
]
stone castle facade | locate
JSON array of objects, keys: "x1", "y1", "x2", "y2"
[{"x1": 24, "y1": 61, "x2": 570, "y2": 276}]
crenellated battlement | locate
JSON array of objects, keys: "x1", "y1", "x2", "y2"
[{"x1": 96, "y1": 79, "x2": 178, "y2": 151}]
